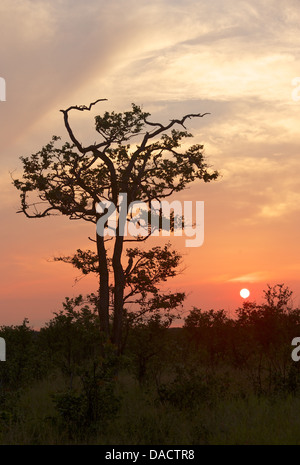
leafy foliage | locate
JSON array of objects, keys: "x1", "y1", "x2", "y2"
[
  {"x1": 12, "y1": 100, "x2": 219, "y2": 348},
  {"x1": 51, "y1": 359, "x2": 120, "y2": 439},
  {"x1": 13, "y1": 103, "x2": 218, "y2": 221},
  {"x1": 1, "y1": 284, "x2": 300, "y2": 444}
]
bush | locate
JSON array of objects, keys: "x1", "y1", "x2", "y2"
[
  {"x1": 157, "y1": 369, "x2": 228, "y2": 410},
  {"x1": 51, "y1": 357, "x2": 121, "y2": 440}
]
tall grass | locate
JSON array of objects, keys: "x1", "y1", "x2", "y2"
[{"x1": 2, "y1": 368, "x2": 300, "y2": 445}]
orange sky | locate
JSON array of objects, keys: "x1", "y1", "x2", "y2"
[{"x1": 1, "y1": 0, "x2": 300, "y2": 328}]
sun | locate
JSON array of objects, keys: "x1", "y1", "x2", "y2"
[{"x1": 240, "y1": 288, "x2": 250, "y2": 299}]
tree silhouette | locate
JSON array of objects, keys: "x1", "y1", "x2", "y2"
[
  {"x1": 55, "y1": 242, "x2": 185, "y2": 353},
  {"x1": 13, "y1": 99, "x2": 218, "y2": 351}
]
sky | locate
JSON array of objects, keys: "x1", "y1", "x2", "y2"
[{"x1": 1, "y1": 0, "x2": 300, "y2": 328}]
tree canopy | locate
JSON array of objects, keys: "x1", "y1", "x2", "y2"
[{"x1": 13, "y1": 99, "x2": 219, "y2": 351}]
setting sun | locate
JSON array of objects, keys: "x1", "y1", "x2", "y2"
[{"x1": 240, "y1": 288, "x2": 250, "y2": 299}]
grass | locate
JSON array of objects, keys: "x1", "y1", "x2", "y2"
[{"x1": 2, "y1": 369, "x2": 300, "y2": 445}]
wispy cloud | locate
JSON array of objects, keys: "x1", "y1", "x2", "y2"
[
  {"x1": 2, "y1": 0, "x2": 300, "y2": 324},
  {"x1": 227, "y1": 272, "x2": 270, "y2": 283}
]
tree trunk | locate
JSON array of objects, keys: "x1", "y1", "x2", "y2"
[
  {"x1": 112, "y1": 235, "x2": 125, "y2": 353},
  {"x1": 96, "y1": 232, "x2": 110, "y2": 338}
]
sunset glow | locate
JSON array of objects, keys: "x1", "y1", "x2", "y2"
[{"x1": 1, "y1": 1, "x2": 300, "y2": 327}]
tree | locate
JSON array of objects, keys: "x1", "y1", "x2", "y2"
[
  {"x1": 38, "y1": 295, "x2": 102, "y2": 384},
  {"x1": 55, "y1": 242, "x2": 185, "y2": 352},
  {"x1": 13, "y1": 99, "x2": 219, "y2": 352},
  {"x1": 183, "y1": 308, "x2": 231, "y2": 365},
  {"x1": 126, "y1": 312, "x2": 174, "y2": 386},
  {"x1": 234, "y1": 284, "x2": 300, "y2": 393}
]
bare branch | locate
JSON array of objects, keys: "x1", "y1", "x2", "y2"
[
  {"x1": 123, "y1": 232, "x2": 152, "y2": 243},
  {"x1": 146, "y1": 112, "x2": 210, "y2": 134},
  {"x1": 124, "y1": 112, "x2": 210, "y2": 183},
  {"x1": 62, "y1": 99, "x2": 107, "y2": 113},
  {"x1": 60, "y1": 99, "x2": 108, "y2": 154},
  {"x1": 17, "y1": 205, "x2": 58, "y2": 218}
]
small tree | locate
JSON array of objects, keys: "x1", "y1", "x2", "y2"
[
  {"x1": 55, "y1": 242, "x2": 185, "y2": 351},
  {"x1": 39, "y1": 295, "x2": 102, "y2": 383},
  {"x1": 235, "y1": 284, "x2": 300, "y2": 393},
  {"x1": 13, "y1": 99, "x2": 218, "y2": 351},
  {"x1": 184, "y1": 308, "x2": 231, "y2": 365}
]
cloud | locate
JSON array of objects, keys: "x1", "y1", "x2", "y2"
[
  {"x1": 259, "y1": 191, "x2": 300, "y2": 219},
  {"x1": 2, "y1": 0, "x2": 300, "y2": 324},
  {"x1": 2, "y1": 0, "x2": 200, "y2": 152},
  {"x1": 97, "y1": 0, "x2": 300, "y2": 105},
  {"x1": 227, "y1": 272, "x2": 270, "y2": 283}
]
